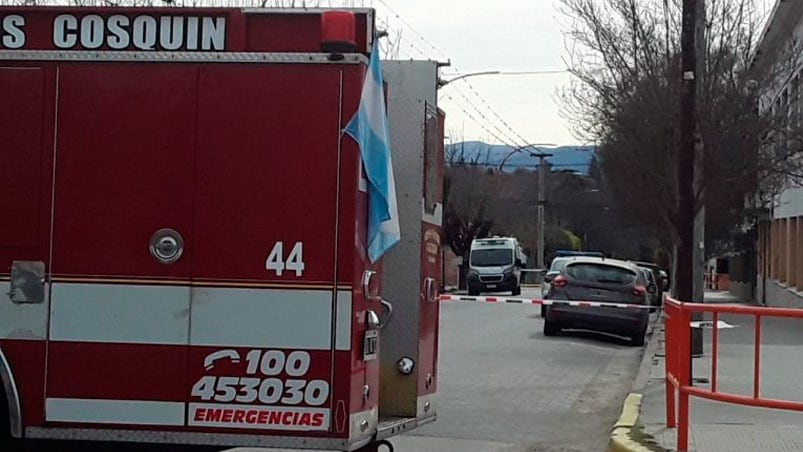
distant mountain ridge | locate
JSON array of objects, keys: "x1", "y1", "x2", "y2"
[{"x1": 445, "y1": 141, "x2": 595, "y2": 174}]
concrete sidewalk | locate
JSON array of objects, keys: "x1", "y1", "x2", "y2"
[{"x1": 635, "y1": 291, "x2": 803, "y2": 451}]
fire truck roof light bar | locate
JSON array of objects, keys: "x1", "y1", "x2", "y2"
[{"x1": 0, "y1": 51, "x2": 368, "y2": 65}]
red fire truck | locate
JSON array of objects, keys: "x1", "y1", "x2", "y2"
[{"x1": 0, "y1": 6, "x2": 443, "y2": 451}]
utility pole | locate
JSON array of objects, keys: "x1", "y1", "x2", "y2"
[
  {"x1": 536, "y1": 154, "x2": 552, "y2": 270},
  {"x1": 677, "y1": 0, "x2": 696, "y2": 306},
  {"x1": 678, "y1": 0, "x2": 705, "y2": 363},
  {"x1": 691, "y1": 0, "x2": 706, "y2": 357},
  {"x1": 497, "y1": 145, "x2": 555, "y2": 273}
]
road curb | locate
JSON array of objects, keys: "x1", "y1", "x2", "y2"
[
  {"x1": 632, "y1": 315, "x2": 663, "y2": 393},
  {"x1": 607, "y1": 315, "x2": 665, "y2": 452},
  {"x1": 608, "y1": 393, "x2": 654, "y2": 452}
]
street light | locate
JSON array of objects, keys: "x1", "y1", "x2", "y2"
[
  {"x1": 438, "y1": 69, "x2": 570, "y2": 88},
  {"x1": 437, "y1": 69, "x2": 570, "y2": 89},
  {"x1": 436, "y1": 68, "x2": 567, "y2": 270},
  {"x1": 438, "y1": 70, "x2": 501, "y2": 88},
  {"x1": 498, "y1": 143, "x2": 556, "y2": 171},
  {"x1": 494, "y1": 144, "x2": 557, "y2": 271}
]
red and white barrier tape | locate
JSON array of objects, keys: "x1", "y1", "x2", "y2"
[
  {"x1": 438, "y1": 294, "x2": 654, "y2": 310},
  {"x1": 438, "y1": 295, "x2": 542, "y2": 304}
]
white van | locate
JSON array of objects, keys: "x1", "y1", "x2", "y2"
[{"x1": 467, "y1": 237, "x2": 524, "y2": 296}]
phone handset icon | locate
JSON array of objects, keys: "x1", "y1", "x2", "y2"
[{"x1": 204, "y1": 349, "x2": 241, "y2": 370}]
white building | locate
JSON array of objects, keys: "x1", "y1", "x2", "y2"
[{"x1": 752, "y1": 0, "x2": 803, "y2": 306}]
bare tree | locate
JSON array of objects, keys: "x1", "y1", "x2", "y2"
[{"x1": 560, "y1": 0, "x2": 801, "y2": 256}]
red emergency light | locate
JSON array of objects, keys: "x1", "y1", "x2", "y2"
[{"x1": 320, "y1": 11, "x2": 357, "y2": 53}]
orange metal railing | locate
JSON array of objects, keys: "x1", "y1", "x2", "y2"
[{"x1": 664, "y1": 297, "x2": 803, "y2": 451}]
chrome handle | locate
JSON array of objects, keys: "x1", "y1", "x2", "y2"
[
  {"x1": 362, "y1": 270, "x2": 393, "y2": 329},
  {"x1": 424, "y1": 277, "x2": 438, "y2": 303},
  {"x1": 366, "y1": 300, "x2": 393, "y2": 330},
  {"x1": 379, "y1": 298, "x2": 393, "y2": 328},
  {"x1": 366, "y1": 310, "x2": 381, "y2": 328},
  {"x1": 362, "y1": 270, "x2": 382, "y2": 302}
]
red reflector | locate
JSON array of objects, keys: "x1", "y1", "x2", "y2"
[
  {"x1": 321, "y1": 11, "x2": 358, "y2": 53},
  {"x1": 632, "y1": 285, "x2": 647, "y2": 296},
  {"x1": 553, "y1": 276, "x2": 568, "y2": 288}
]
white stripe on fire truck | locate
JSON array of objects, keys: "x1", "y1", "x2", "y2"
[
  {"x1": 190, "y1": 287, "x2": 345, "y2": 350},
  {"x1": 49, "y1": 283, "x2": 353, "y2": 350},
  {"x1": 45, "y1": 398, "x2": 185, "y2": 426},
  {"x1": 50, "y1": 283, "x2": 191, "y2": 345},
  {"x1": 336, "y1": 291, "x2": 351, "y2": 351},
  {"x1": 437, "y1": 294, "x2": 653, "y2": 309}
]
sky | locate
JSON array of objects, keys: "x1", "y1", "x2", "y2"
[
  {"x1": 360, "y1": 0, "x2": 780, "y2": 148},
  {"x1": 374, "y1": 0, "x2": 578, "y2": 147}
]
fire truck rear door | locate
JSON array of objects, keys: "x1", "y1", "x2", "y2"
[
  {"x1": 184, "y1": 64, "x2": 344, "y2": 434},
  {"x1": 45, "y1": 64, "x2": 197, "y2": 427}
]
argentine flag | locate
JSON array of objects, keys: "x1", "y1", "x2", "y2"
[{"x1": 345, "y1": 41, "x2": 401, "y2": 263}]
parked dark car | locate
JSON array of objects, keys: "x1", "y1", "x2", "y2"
[
  {"x1": 637, "y1": 266, "x2": 662, "y2": 308},
  {"x1": 542, "y1": 257, "x2": 652, "y2": 346},
  {"x1": 659, "y1": 270, "x2": 670, "y2": 291},
  {"x1": 540, "y1": 256, "x2": 572, "y2": 316},
  {"x1": 632, "y1": 261, "x2": 664, "y2": 307},
  {"x1": 542, "y1": 252, "x2": 606, "y2": 317}
]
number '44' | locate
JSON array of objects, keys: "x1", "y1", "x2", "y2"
[{"x1": 266, "y1": 242, "x2": 305, "y2": 276}]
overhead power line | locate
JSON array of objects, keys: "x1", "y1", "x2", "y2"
[
  {"x1": 373, "y1": 0, "x2": 450, "y2": 60},
  {"x1": 371, "y1": 0, "x2": 534, "y2": 149}
]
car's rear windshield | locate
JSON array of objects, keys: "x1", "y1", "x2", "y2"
[
  {"x1": 471, "y1": 249, "x2": 513, "y2": 267},
  {"x1": 566, "y1": 263, "x2": 637, "y2": 284},
  {"x1": 550, "y1": 258, "x2": 569, "y2": 272}
]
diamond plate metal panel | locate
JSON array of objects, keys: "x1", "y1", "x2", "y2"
[
  {"x1": 377, "y1": 60, "x2": 440, "y2": 418},
  {"x1": 377, "y1": 93, "x2": 425, "y2": 416},
  {"x1": 26, "y1": 427, "x2": 353, "y2": 449}
]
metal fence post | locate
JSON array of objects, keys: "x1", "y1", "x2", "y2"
[{"x1": 677, "y1": 304, "x2": 692, "y2": 452}]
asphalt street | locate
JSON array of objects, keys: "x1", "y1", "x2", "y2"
[{"x1": 235, "y1": 286, "x2": 647, "y2": 452}]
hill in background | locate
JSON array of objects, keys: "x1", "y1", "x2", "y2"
[{"x1": 445, "y1": 141, "x2": 595, "y2": 174}]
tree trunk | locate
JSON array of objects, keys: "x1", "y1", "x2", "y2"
[{"x1": 458, "y1": 262, "x2": 468, "y2": 290}]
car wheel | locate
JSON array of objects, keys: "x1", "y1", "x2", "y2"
[
  {"x1": 511, "y1": 286, "x2": 521, "y2": 296},
  {"x1": 540, "y1": 305, "x2": 546, "y2": 317},
  {"x1": 543, "y1": 319, "x2": 560, "y2": 336},
  {"x1": 468, "y1": 289, "x2": 480, "y2": 296},
  {"x1": 0, "y1": 404, "x2": 22, "y2": 452},
  {"x1": 629, "y1": 326, "x2": 646, "y2": 346}
]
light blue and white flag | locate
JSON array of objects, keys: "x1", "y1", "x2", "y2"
[{"x1": 344, "y1": 41, "x2": 400, "y2": 263}]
